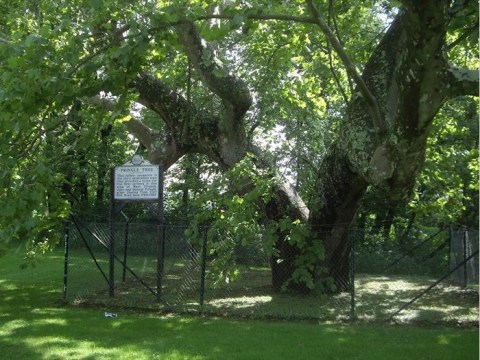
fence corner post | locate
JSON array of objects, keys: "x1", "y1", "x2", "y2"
[
  {"x1": 462, "y1": 227, "x2": 468, "y2": 288},
  {"x1": 63, "y1": 221, "x2": 70, "y2": 302},
  {"x1": 350, "y1": 229, "x2": 356, "y2": 321},
  {"x1": 199, "y1": 226, "x2": 208, "y2": 308}
]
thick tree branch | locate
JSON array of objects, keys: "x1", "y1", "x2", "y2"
[
  {"x1": 445, "y1": 66, "x2": 479, "y2": 98},
  {"x1": 87, "y1": 92, "x2": 185, "y2": 168},
  {"x1": 176, "y1": 20, "x2": 252, "y2": 122},
  {"x1": 197, "y1": 13, "x2": 317, "y2": 25},
  {"x1": 447, "y1": 0, "x2": 475, "y2": 19},
  {"x1": 133, "y1": 73, "x2": 191, "y2": 128},
  {"x1": 305, "y1": 0, "x2": 385, "y2": 135},
  {"x1": 88, "y1": 94, "x2": 155, "y2": 149},
  {"x1": 249, "y1": 144, "x2": 310, "y2": 222},
  {"x1": 88, "y1": 94, "x2": 117, "y2": 111},
  {"x1": 124, "y1": 118, "x2": 155, "y2": 150},
  {"x1": 132, "y1": 73, "x2": 227, "y2": 164}
]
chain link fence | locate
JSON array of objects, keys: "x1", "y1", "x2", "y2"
[
  {"x1": 354, "y1": 228, "x2": 478, "y2": 324},
  {"x1": 63, "y1": 220, "x2": 478, "y2": 325}
]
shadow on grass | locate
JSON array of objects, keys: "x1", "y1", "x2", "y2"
[
  {"x1": 12, "y1": 249, "x2": 478, "y2": 326},
  {"x1": 68, "y1": 260, "x2": 478, "y2": 325},
  {"x1": 1, "y1": 282, "x2": 478, "y2": 360},
  {"x1": 0, "y1": 250, "x2": 478, "y2": 359},
  {"x1": 355, "y1": 274, "x2": 479, "y2": 324}
]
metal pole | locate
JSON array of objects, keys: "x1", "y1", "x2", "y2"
[
  {"x1": 122, "y1": 220, "x2": 129, "y2": 283},
  {"x1": 156, "y1": 166, "x2": 165, "y2": 302},
  {"x1": 448, "y1": 225, "x2": 453, "y2": 275},
  {"x1": 463, "y1": 228, "x2": 468, "y2": 288},
  {"x1": 63, "y1": 222, "x2": 69, "y2": 301},
  {"x1": 157, "y1": 223, "x2": 165, "y2": 302},
  {"x1": 350, "y1": 229, "x2": 355, "y2": 320},
  {"x1": 200, "y1": 226, "x2": 208, "y2": 307},
  {"x1": 109, "y1": 168, "x2": 115, "y2": 297}
]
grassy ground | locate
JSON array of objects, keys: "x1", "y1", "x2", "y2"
[
  {"x1": 65, "y1": 250, "x2": 479, "y2": 324},
  {"x1": 0, "y1": 248, "x2": 478, "y2": 359}
]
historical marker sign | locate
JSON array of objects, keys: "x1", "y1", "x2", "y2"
[
  {"x1": 109, "y1": 155, "x2": 164, "y2": 300},
  {"x1": 113, "y1": 157, "x2": 161, "y2": 200}
]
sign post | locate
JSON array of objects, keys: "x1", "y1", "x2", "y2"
[{"x1": 109, "y1": 155, "x2": 163, "y2": 300}]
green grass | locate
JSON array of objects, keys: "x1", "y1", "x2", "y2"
[
  {"x1": 64, "y1": 250, "x2": 478, "y2": 324},
  {"x1": 0, "y1": 248, "x2": 478, "y2": 359}
]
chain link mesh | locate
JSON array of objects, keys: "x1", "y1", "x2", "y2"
[{"x1": 64, "y1": 222, "x2": 478, "y2": 324}]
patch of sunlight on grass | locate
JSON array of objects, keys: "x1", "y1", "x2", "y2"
[
  {"x1": 438, "y1": 335, "x2": 450, "y2": 345},
  {"x1": 418, "y1": 304, "x2": 463, "y2": 312},
  {"x1": 149, "y1": 349, "x2": 206, "y2": 360},
  {"x1": 32, "y1": 317, "x2": 68, "y2": 327},
  {"x1": 360, "y1": 277, "x2": 426, "y2": 292},
  {"x1": 24, "y1": 337, "x2": 71, "y2": 347},
  {"x1": 394, "y1": 310, "x2": 420, "y2": 322},
  {"x1": 209, "y1": 295, "x2": 272, "y2": 309},
  {"x1": 0, "y1": 319, "x2": 29, "y2": 335},
  {"x1": 30, "y1": 307, "x2": 66, "y2": 315},
  {"x1": 31, "y1": 339, "x2": 124, "y2": 359},
  {"x1": 1, "y1": 283, "x2": 19, "y2": 290},
  {"x1": 178, "y1": 317, "x2": 200, "y2": 324}
]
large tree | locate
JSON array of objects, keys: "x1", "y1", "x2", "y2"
[{"x1": 0, "y1": 0, "x2": 477, "y2": 290}]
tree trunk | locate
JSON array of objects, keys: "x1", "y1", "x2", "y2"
[
  {"x1": 261, "y1": 172, "x2": 309, "y2": 292},
  {"x1": 310, "y1": 151, "x2": 367, "y2": 291},
  {"x1": 308, "y1": 3, "x2": 473, "y2": 291},
  {"x1": 120, "y1": 4, "x2": 478, "y2": 293}
]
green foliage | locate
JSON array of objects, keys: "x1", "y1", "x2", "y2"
[
  {"x1": 412, "y1": 97, "x2": 479, "y2": 228},
  {"x1": 184, "y1": 154, "x2": 273, "y2": 285},
  {"x1": 180, "y1": 154, "x2": 327, "y2": 291},
  {"x1": 0, "y1": 0, "x2": 477, "y2": 297},
  {"x1": 272, "y1": 218, "x2": 326, "y2": 291},
  {"x1": 356, "y1": 94, "x2": 478, "y2": 253}
]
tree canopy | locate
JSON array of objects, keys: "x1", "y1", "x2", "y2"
[{"x1": 0, "y1": 0, "x2": 477, "y2": 290}]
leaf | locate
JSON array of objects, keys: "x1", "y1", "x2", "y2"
[
  {"x1": 35, "y1": 162, "x2": 48, "y2": 176},
  {"x1": 231, "y1": 13, "x2": 244, "y2": 28},
  {"x1": 88, "y1": 0, "x2": 103, "y2": 9}
]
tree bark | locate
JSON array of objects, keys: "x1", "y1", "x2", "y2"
[
  {"x1": 123, "y1": 20, "x2": 310, "y2": 291},
  {"x1": 309, "y1": 1, "x2": 479, "y2": 291},
  {"x1": 118, "y1": 3, "x2": 478, "y2": 293}
]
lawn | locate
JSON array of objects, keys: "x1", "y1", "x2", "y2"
[
  {"x1": 0, "y1": 247, "x2": 478, "y2": 359},
  {"x1": 64, "y1": 249, "x2": 478, "y2": 324}
]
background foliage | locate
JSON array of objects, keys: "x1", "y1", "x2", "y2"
[{"x1": 0, "y1": 1, "x2": 477, "y2": 281}]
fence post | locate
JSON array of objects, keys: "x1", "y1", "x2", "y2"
[
  {"x1": 199, "y1": 226, "x2": 208, "y2": 307},
  {"x1": 122, "y1": 220, "x2": 129, "y2": 283},
  {"x1": 463, "y1": 228, "x2": 468, "y2": 288},
  {"x1": 448, "y1": 225, "x2": 453, "y2": 275},
  {"x1": 157, "y1": 223, "x2": 165, "y2": 302},
  {"x1": 109, "y1": 169, "x2": 115, "y2": 297},
  {"x1": 63, "y1": 222, "x2": 69, "y2": 301},
  {"x1": 350, "y1": 229, "x2": 356, "y2": 320}
]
